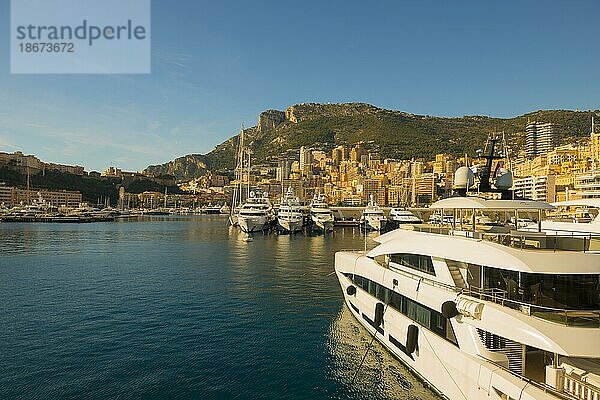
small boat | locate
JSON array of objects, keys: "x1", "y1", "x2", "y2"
[{"x1": 202, "y1": 204, "x2": 222, "y2": 214}]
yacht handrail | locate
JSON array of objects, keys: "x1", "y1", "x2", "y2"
[
  {"x1": 409, "y1": 225, "x2": 600, "y2": 253},
  {"x1": 474, "y1": 356, "x2": 577, "y2": 400},
  {"x1": 459, "y1": 287, "x2": 600, "y2": 328},
  {"x1": 563, "y1": 373, "x2": 600, "y2": 400}
]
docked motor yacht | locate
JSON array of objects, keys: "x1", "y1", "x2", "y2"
[
  {"x1": 309, "y1": 194, "x2": 334, "y2": 233},
  {"x1": 277, "y1": 187, "x2": 303, "y2": 233},
  {"x1": 202, "y1": 204, "x2": 222, "y2": 214},
  {"x1": 335, "y1": 136, "x2": 600, "y2": 400},
  {"x1": 361, "y1": 196, "x2": 388, "y2": 231},
  {"x1": 237, "y1": 192, "x2": 275, "y2": 233},
  {"x1": 389, "y1": 208, "x2": 422, "y2": 225},
  {"x1": 521, "y1": 199, "x2": 600, "y2": 236},
  {"x1": 336, "y1": 196, "x2": 600, "y2": 400}
]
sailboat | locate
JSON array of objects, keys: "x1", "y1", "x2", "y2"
[{"x1": 229, "y1": 126, "x2": 246, "y2": 226}]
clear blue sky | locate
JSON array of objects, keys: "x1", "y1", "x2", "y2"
[{"x1": 0, "y1": 0, "x2": 599, "y2": 171}]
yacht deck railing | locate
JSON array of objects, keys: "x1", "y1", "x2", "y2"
[
  {"x1": 458, "y1": 287, "x2": 600, "y2": 328},
  {"x1": 410, "y1": 225, "x2": 600, "y2": 253}
]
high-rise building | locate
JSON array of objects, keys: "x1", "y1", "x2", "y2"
[
  {"x1": 525, "y1": 122, "x2": 557, "y2": 156},
  {"x1": 299, "y1": 146, "x2": 312, "y2": 175},
  {"x1": 575, "y1": 170, "x2": 600, "y2": 199},
  {"x1": 590, "y1": 116, "x2": 600, "y2": 168},
  {"x1": 350, "y1": 144, "x2": 365, "y2": 162},
  {"x1": 332, "y1": 147, "x2": 342, "y2": 165},
  {"x1": 276, "y1": 159, "x2": 291, "y2": 181},
  {"x1": 513, "y1": 175, "x2": 556, "y2": 202}
]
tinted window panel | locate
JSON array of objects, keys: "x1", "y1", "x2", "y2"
[{"x1": 390, "y1": 254, "x2": 435, "y2": 275}]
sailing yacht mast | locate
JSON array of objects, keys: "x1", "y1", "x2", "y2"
[
  {"x1": 230, "y1": 125, "x2": 246, "y2": 225},
  {"x1": 246, "y1": 148, "x2": 251, "y2": 199}
]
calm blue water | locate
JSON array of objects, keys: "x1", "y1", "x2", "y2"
[{"x1": 0, "y1": 216, "x2": 437, "y2": 399}]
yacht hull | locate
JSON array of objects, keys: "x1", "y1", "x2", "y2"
[
  {"x1": 361, "y1": 217, "x2": 387, "y2": 231},
  {"x1": 238, "y1": 215, "x2": 269, "y2": 233},
  {"x1": 277, "y1": 218, "x2": 303, "y2": 233},
  {"x1": 311, "y1": 218, "x2": 334, "y2": 233},
  {"x1": 335, "y1": 252, "x2": 565, "y2": 400}
]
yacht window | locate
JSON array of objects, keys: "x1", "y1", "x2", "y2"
[
  {"x1": 389, "y1": 291, "x2": 403, "y2": 310},
  {"x1": 465, "y1": 264, "x2": 600, "y2": 310},
  {"x1": 367, "y1": 280, "x2": 377, "y2": 297},
  {"x1": 346, "y1": 274, "x2": 458, "y2": 346},
  {"x1": 406, "y1": 298, "x2": 431, "y2": 327},
  {"x1": 430, "y1": 312, "x2": 446, "y2": 337},
  {"x1": 390, "y1": 254, "x2": 435, "y2": 275},
  {"x1": 519, "y1": 273, "x2": 600, "y2": 309}
]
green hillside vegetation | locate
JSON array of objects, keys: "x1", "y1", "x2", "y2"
[{"x1": 194, "y1": 104, "x2": 598, "y2": 175}]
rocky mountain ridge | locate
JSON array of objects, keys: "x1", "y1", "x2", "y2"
[{"x1": 144, "y1": 103, "x2": 598, "y2": 180}]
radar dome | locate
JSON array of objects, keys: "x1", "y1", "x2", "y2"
[
  {"x1": 494, "y1": 168, "x2": 513, "y2": 190},
  {"x1": 454, "y1": 166, "x2": 475, "y2": 189}
]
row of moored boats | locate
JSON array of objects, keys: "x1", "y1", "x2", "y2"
[{"x1": 229, "y1": 188, "x2": 422, "y2": 234}]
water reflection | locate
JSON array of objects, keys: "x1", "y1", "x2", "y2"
[
  {"x1": 1, "y1": 217, "x2": 440, "y2": 399},
  {"x1": 327, "y1": 306, "x2": 438, "y2": 400}
]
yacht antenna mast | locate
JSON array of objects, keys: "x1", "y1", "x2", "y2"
[{"x1": 478, "y1": 133, "x2": 502, "y2": 193}]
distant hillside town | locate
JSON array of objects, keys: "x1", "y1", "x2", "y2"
[
  {"x1": 211, "y1": 116, "x2": 600, "y2": 207},
  {"x1": 1, "y1": 109, "x2": 600, "y2": 210}
]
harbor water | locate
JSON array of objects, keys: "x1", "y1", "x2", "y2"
[{"x1": 0, "y1": 216, "x2": 439, "y2": 399}]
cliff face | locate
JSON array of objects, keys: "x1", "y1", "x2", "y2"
[
  {"x1": 144, "y1": 154, "x2": 209, "y2": 180},
  {"x1": 257, "y1": 110, "x2": 286, "y2": 133},
  {"x1": 144, "y1": 103, "x2": 599, "y2": 181}
]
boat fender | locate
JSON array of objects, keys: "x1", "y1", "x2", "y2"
[
  {"x1": 441, "y1": 300, "x2": 460, "y2": 319},
  {"x1": 406, "y1": 324, "x2": 418, "y2": 354},
  {"x1": 374, "y1": 302, "x2": 385, "y2": 327},
  {"x1": 346, "y1": 285, "x2": 356, "y2": 296}
]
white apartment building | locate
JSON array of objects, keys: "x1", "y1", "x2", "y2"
[
  {"x1": 574, "y1": 170, "x2": 600, "y2": 199},
  {"x1": 513, "y1": 174, "x2": 556, "y2": 202}
]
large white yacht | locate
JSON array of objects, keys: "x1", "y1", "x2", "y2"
[
  {"x1": 309, "y1": 194, "x2": 334, "y2": 233},
  {"x1": 389, "y1": 208, "x2": 422, "y2": 225},
  {"x1": 336, "y1": 197, "x2": 600, "y2": 400},
  {"x1": 237, "y1": 192, "x2": 275, "y2": 233},
  {"x1": 361, "y1": 196, "x2": 388, "y2": 231},
  {"x1": 277, "y1": 187, "x2": 304, "y2": 233},
  {"x1": 335, "y1": 137, "x2": 600, "y2": 400},
  {"x1": 522, "y1": 199, "x2": 600, "y2": 236}
]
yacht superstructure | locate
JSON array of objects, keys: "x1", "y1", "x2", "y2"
[
  {"x1": 237, "y1": 192, "x2": 275, "y2": 233},
  {"x1": 277, "y1": 187, "x2": 304, "y2": 233},
  {"x1": 309, "y1": 194, "x2": 334, "y2": 233},
  {"x1": 522, "y1": 199, "x2": 600, "y2": 235},
  {"x1": 361, "y1": 196, "x2": 388, "y2": 231},
  {"x1": 336, "y1": 198, "x2": 600, "y2": 400},
  {"x1": 389, "y1": 208, "x2": 422, "y2": 225}
]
